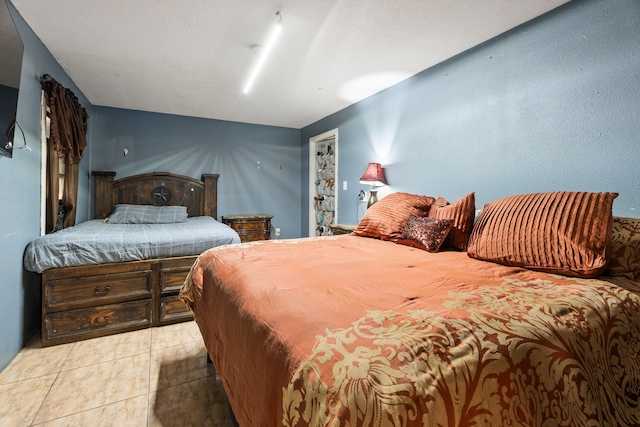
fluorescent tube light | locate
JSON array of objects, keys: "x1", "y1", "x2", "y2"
[{"x1": 243, "y1": 16, "x2": 282, "y2": 94}]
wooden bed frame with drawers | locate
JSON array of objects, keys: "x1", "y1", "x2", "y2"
[{"x1": 41, "y1": 171, "x2": 219, "y2": 346}]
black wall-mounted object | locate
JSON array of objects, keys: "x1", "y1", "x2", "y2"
[{"x1": 0, "y1": 0, "x2": 25, "y2": 159}]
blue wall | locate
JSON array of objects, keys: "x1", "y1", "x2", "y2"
[
  {"x1": 301, "y1": 0, "x2": 640, "y2": 232},
  {"x1": 90, "y1": 107, "x2": 301, "y2": 238},
  {"x1": 0, "y1": 1, "x2": 93, "y2": 371}
]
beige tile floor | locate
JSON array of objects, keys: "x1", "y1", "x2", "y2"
[{"x1": 0, "y1": 321, "x2": 235, "y2": 427}]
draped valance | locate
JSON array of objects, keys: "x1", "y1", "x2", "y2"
[
  {"x1": 40, "y1": 74, "x2": 89, "y2": 232},
  {"x1": 40, "y1": 74, "x2": 88, "y2": 164}
]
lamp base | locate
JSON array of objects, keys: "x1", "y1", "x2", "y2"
[{"x1": 367, "y1": 189, "x2": 378, "y2": 208}]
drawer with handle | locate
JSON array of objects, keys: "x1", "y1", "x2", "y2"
[
  {"x1": 43, "y1": 299, "x2": 152, "y2": 346},
  {"x1": 159, "y1": 256, "x2": 197, "y2": 294},
  {"x1": 44, "y1": 270, "x2": 153, "y2": 311},
  {"x1": 158, "y1": 294, "x2": 192, "y2": 325}
]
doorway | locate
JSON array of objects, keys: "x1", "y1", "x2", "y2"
[{"x1": 308, "y1": 129, "x2": 338, "y2": 236}]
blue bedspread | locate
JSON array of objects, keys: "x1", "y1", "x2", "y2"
[{"x1": 23, "y1": 216, "x2": 241, "y2": 273}]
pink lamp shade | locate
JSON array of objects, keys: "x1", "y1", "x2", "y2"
[
  {"x1": 359, "y1": 162, "x2": 387, "y2": 187},
  {"x1": 359, "y1": 162, "x2": 387, "y2": 208}
]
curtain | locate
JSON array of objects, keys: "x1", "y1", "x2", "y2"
[
  {"x1": 45, "y1": 135, "x2": 59, "y2": 233},
  {"x1": 40, "y1": 74, "x2": 89, "y2": 232}
]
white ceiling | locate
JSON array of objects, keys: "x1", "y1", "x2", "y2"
[{"x1": 9, "y1": 0, "x2": 570, "y2": 129}]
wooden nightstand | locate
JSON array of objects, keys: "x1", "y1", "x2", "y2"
[
  {"x1": 222, "y1": 214, "x2": 273, "y2": 242},
  {"x1": 329, "y1": 224, "x2": 356, "y2": 235}
]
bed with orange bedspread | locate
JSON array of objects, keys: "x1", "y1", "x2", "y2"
[{"x1": 180, "y1": 191, "x2": 640, "y2": 426}]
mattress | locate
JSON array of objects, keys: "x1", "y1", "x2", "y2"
[
  {"x1": 181, "y1": 234, "x2": 640, "y2": 426},
  {"x1": 24, "y1": 216, "x2": 240, "y2": 273}
]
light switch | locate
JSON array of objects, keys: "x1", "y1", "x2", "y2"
[{"x1": 343, "y1": 181, "x2": 348, "y2": 191}]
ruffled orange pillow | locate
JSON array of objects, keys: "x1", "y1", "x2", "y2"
[
  {"x1": 353, "y1": 192, "x2": 435, "y2": 242},
  {"x1": 428, "y1": 192, "x2": 476, "y2": 250}
]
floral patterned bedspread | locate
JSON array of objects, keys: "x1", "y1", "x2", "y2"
[{"x1": 181, "y1": 236, "x2": 640, "y2": 427}]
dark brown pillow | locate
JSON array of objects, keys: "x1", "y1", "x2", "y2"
[
  {"x1": 467, "y1": 191, "x2": 618, "y2": 278},
  {"x1": 397, "y1": 216, "x2": 453, "y2": 252},
  {"x1": 428, "y1": 192, "x2": 476, "y2": 250},
  {"x1": 352, "y1": 192, "x2": 435, "y2": 242}
]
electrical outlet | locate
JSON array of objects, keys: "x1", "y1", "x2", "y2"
[
  {"x1": 275, "y1": 227, "x2": 281, "y2": 237},
  {"x1": 358, "y1": 190, "x2": 366, "y2": 202}
]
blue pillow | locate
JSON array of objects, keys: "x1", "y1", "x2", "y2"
[{"x1": 106, "y1": 204, "x2": 188, "y2": 224}]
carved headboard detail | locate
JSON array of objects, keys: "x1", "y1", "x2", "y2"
[{"x1": 92, "y1": 171, "x2": 219, "y2": 219}]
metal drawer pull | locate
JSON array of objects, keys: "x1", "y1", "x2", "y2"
[
  {"x1": 94, "y1": 285, "x2": 111, "y2": 295},
  {"x1": 93, "y1": 316, "x2": 110, "y2": 326}
]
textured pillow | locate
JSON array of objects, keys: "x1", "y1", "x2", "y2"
[
  {"x1": 397, "y1": 216, "x2": 453, "y2": 253},
  {"x1": 467, "y1": 191, "x2": 618, "y2": 278},
  {"x1": 352, "y1": 192, "x2": 436, "y2": 242},
  {"x1": 607, "y1": 216, "x2": 640, "y2": 280},
  {"x1": 428, "y1": 192, "x2": 476, "y2": 250},
  {"x1": 107, "y1": 204, "x2": 188, "y2": 224}
]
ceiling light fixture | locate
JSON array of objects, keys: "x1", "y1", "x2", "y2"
[{"x1": 243, "y1": 11, "x2": 282, "y2": 94}]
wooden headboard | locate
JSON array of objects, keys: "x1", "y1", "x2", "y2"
[{"x1": 92, "y1": 171, "x2": 219, "y2": 219}]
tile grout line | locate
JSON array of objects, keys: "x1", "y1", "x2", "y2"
[
  {"x1": 146, "y1": 326, "x2": 154, "y2": 427},
  {"x1": 2, "y1": 322, "x2": 203, "y2": 426},
  {"x1": 29, "y1": 341, "x2": 78, "y2": 426},
  {"x1": 145, "y1": 322, "x2": 204, "y2": 425},
  {"x1": 30, "y1": 393, "x2": 151, "y2": 426},
  {"x1": 32, "y1": 332, "x2": 153, "y2": 425}
]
